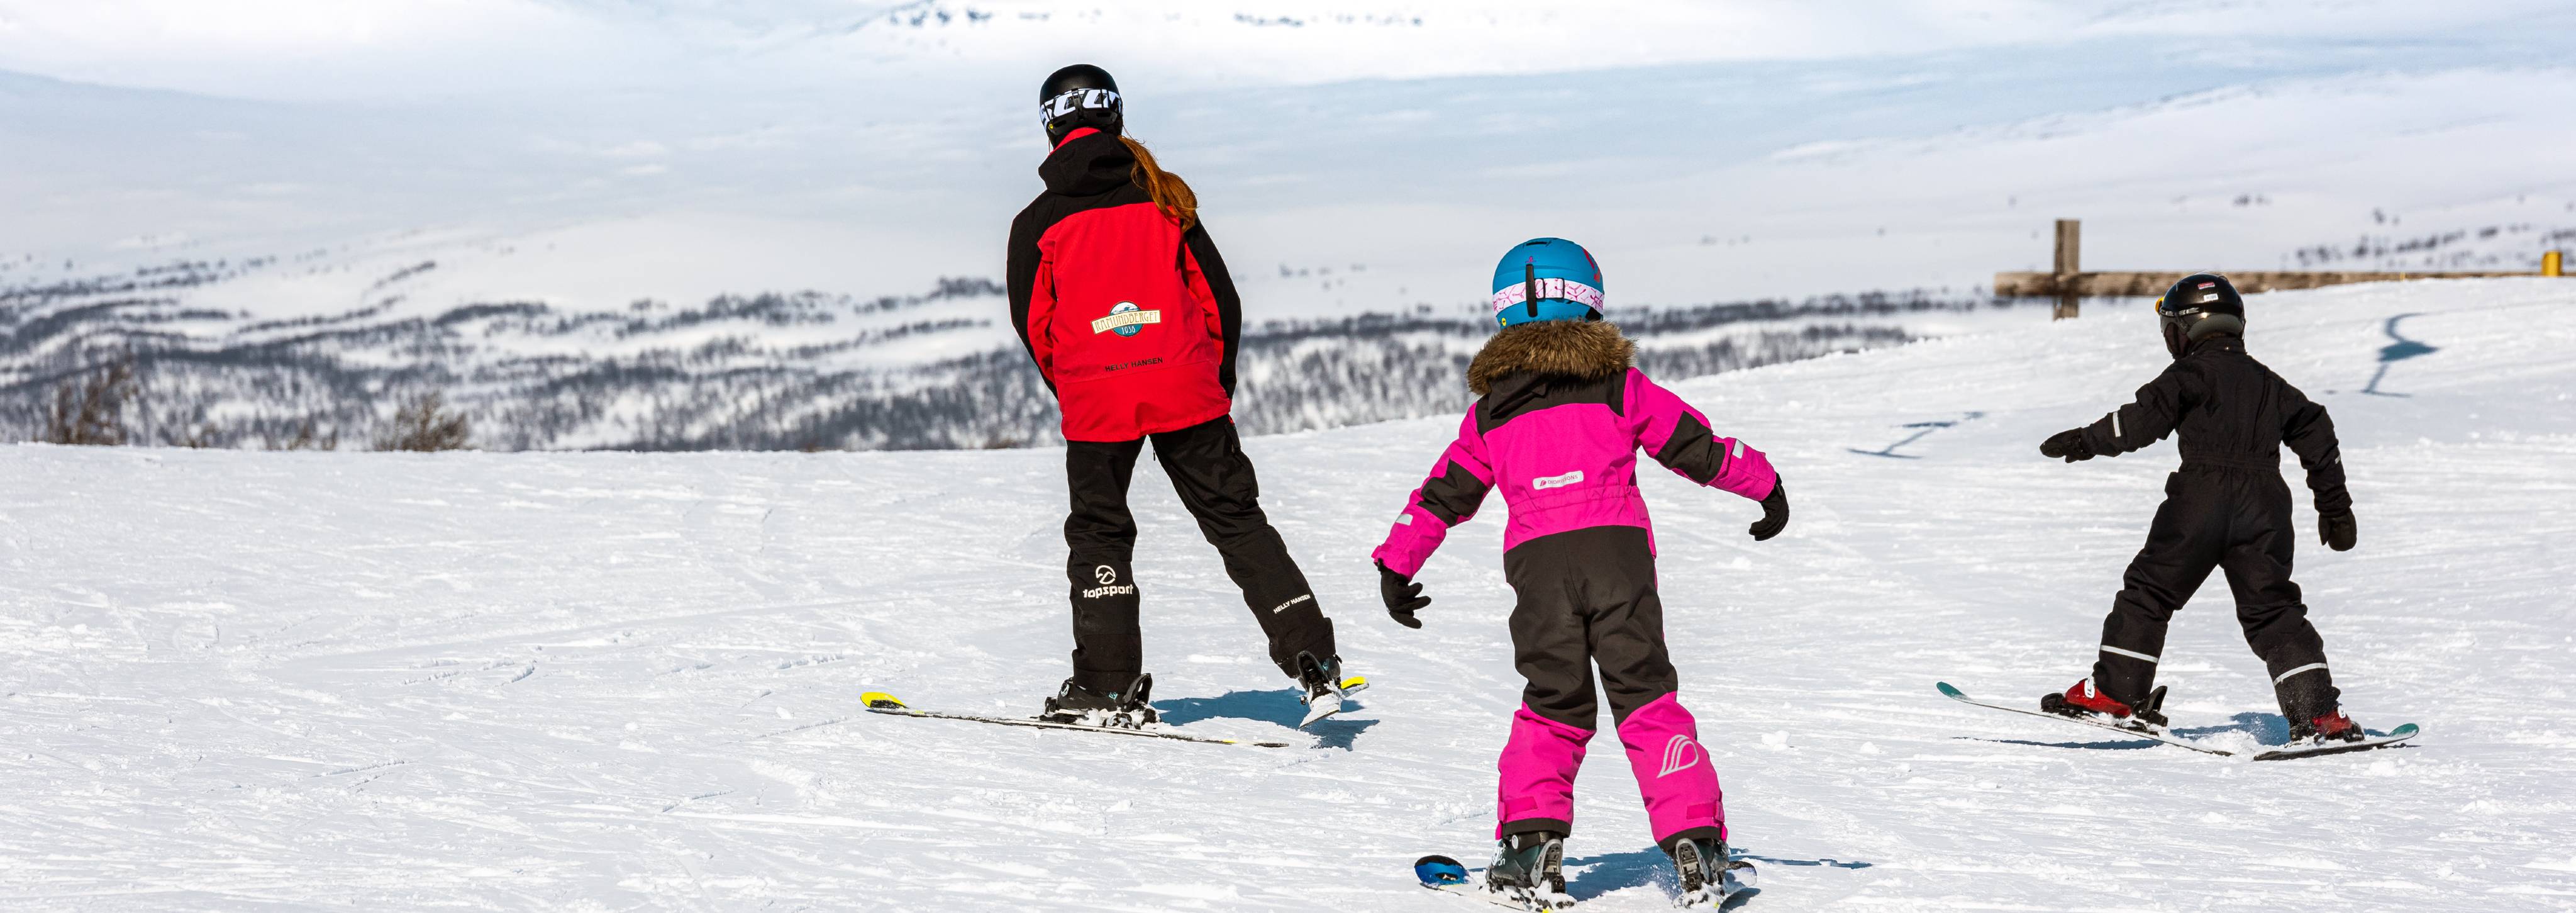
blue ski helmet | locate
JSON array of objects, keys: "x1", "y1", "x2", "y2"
[{"x1": 1490, "y1": 238, "x2": 1605, "y2": 328}]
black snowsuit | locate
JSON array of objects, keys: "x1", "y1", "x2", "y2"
[{"x1": 2077, "y1": 335, "x2": 2353, "y2": 721}]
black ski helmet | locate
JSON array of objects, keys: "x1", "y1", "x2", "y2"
[
  {"x1": 2154, "y1": 272, "x2": 2246, "y2": 358},
  {"x1": 1040, "y1": 64, "x2": 1122, "y2": 145}
]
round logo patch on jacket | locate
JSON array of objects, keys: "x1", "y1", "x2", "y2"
[{"x1": 1091, "y1": 301, "x2": 1161, "y2": 337}]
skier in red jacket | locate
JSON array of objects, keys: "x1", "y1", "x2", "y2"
[{"x1": 1006, "y1": 64, "x2": 1357, "y2": 728}]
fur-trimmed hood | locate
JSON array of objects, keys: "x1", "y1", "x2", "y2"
[{"x1": 1467, "y1": 320, "x2": 1635, "y2": 396}]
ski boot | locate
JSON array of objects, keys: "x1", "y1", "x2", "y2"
[
  {"x1": 2040, "y1": 679, "x2": 2167, "y2": 729},
  {"x1": 1294, "y1": 651, "x2": 1368, "y2": 727},
  {"x1": 1040, "y1": 673, "x2": 1158, "y2": 729},
  {"x1": 1665, "y1": 833, "x2": 1755, "y2": 907},
  {"x1": 2289, "y1": 709, "x2": 2365, "y2": 745},
  {"x1": 1486, "y1": 831, "x2": 1574, "y2": 910}
]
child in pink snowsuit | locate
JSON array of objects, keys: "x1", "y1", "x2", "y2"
[{"x1": 1372, "y1": 238, "x2": 1787, "y2": 902}]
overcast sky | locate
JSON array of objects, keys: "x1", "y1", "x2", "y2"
[{"x1": 7, "y1": 1, "x2": 2568, "y2": 102}]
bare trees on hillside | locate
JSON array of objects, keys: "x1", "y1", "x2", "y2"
[
  {"x1": 374, "y1": 393, "x2": 472, "y2": 452},
  {"x1": 41, "y1": 361, "x2": 135, "y2": 445}
]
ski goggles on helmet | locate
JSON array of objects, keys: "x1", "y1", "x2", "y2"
[{"x1": 1489, "y1": 276, "x2": 1606, "y2": 316}]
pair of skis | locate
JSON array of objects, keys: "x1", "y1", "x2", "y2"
[
  {"x1": 1412, "y1": 851, "x2": 1755, "y2": 910},
  {"x1": 858, "y1": 677, "x2": 1368, "y2": 749},
  {"x1": 1935, "y1": 682, "x2": 2419, "y2": 760}
]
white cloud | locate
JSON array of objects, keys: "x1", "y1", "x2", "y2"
[{"x1": 601, "y1": 140, "x2": 670, "y2": 158}]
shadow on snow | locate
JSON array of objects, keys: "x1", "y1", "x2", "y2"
[
  {"x1": 1154, "y1": 688, "x2": 1379, "y2": 750},
  {"x1": 1955, "y1": 712, "x2": 2289, "y2": 749},
  {"x1": 2174, "y1": 711, "x2": 2294, "y2": 745},
  {"x1": 1553, "y1": 846, "x2": 1872, "y2": 906},
  {"x1": 1848, "y1": 411, "x2": 1984, "y2": 459},
  {"x1": 2359, "y1": 312, "x2": 2437, "y2": 398}
]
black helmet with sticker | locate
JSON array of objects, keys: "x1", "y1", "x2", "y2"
[
  {"x1": 1039, "y1": 64, "x2": 1123, "y2": 145},
  {"x1": 2155, "y1": 272, "x2": 2246, "y2": 358}
]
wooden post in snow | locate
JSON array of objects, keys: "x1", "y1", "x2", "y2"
[{"x1": 2053, "y1": 219, "x2": 2081, "y2": 320}]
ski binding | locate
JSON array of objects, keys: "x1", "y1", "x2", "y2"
[
  {"x1": 2252, "y1": 723, "x2": 2419, "y2": 761},
  {"x1": 1300, "y1": 675, "x2": 1370, "y2": 727},
  {"x1": 1413, "y1": 854, "x2": 1575, "y2": 910}
]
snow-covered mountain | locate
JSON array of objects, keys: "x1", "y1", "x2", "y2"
[{"x1": 4, "y1": 276, "x2": 2570, "y2": 910}]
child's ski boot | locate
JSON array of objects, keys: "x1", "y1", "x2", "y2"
[
  {"x1": 2289, "y1": 709, "x2": 2365, "y2": 745},
  {"x1": 2040, "y1": 679, "x2": 2168, "y2": 728},
  {"x1": 1666, "y1": 834, "x2": 1755, "y2": 907},
  {"x1": 1486, "y1": 831, "x2": 1574, "y2": 910},
  {"x1": 1294, "y1": 652, "x2": 1368, "y2": 727},
  {"x1": 1040, "y1": 673, "x2": 1158, "y2": 729}
]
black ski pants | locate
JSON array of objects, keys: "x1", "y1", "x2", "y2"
[
  {"x1": 1063, "y1": 415, "x2": 1334, "y2": 690},
  {"x1": 2092, "y1": 464, "x2": 2339, "y2": 720},
  {"x1": 1507, "y1": 526, "x2": 1680, "y2": 730}
]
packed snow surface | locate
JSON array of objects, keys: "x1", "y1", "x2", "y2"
[{"x1": 4, "y1": 278, "x2": 2573, "y2": 910}]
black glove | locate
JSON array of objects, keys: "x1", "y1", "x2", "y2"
[
  {"x1": 1377, "y1": 562, "x2": 1430, "y2": 628},
  {"x1": 1748, "y1": 479, "x2": 1789, "y2": 541},
  {"x1": 2319, "y1": 509, "x2": 2357, "y2": 552},
  {"x1": 2040, "y1": 428, "x2": 2094, "y2": 462}
]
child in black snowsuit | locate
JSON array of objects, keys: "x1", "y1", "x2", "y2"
[{"x1": 2038, "y1": 273, "x2": 2366, "y2": 744}]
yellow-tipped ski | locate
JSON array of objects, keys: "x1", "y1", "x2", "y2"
[
  {"x1": 1338, "y1": 675, "x2": 1370, "y2": 695},
  {"x1": 860, "y1": 691, "x2": 908, "y2": 710}
]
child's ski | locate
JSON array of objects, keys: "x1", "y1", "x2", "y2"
[
  {"x1": 1413, "y1": 855, "x2": 1575, "y2": 910},
  {"x1": 1939, "y1": 683, "x2": 2421, "y2": 760},
  {"x1": 1936, "y1": 682, "x2": 2235, "y2": 755},
  {"x1": 860, "y1": 692, "x2": 1292, "y2": 748},
  {"x1": 2251, "y1": 723, "x2": 2418, "y2": 761},
  {"x1": 1413, "y1": 852, "x2": 1755, "y2": 909}
]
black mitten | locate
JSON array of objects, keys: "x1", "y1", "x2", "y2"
[
  {"x1": 1377, "y1": 562, "x2": 1430, "y2": 628},
  {"x1": 2319, "y1": 510, "x2": 2357, "y2": 552},
  {"x1": 1748, "y1": 479, "x2": 1790, "y2": 541},
  {"x1": 2040, "y1": 428, "x2": 2095, "y2": 462}
]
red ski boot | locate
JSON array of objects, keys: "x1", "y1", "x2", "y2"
[
  {"x1": 2291, "y1": 710, "x2": 2365, "y2": 744},
  {"x1": 2040, "y1": 679, "x2": 2168, "y2": 727}
]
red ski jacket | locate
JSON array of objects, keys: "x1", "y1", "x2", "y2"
[{"x1": 1007, "y1": 128, "x2": 1241, "y2": 442}]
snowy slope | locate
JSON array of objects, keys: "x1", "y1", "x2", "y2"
[{"x1": 3, "y1": 277, "x2": 2573, "y2": 910}]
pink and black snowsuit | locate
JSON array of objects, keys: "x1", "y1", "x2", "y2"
[{"x1": 1370, "y1": 320, "x2": 1777, "y2": 851}]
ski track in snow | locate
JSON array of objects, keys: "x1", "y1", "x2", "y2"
[{"x1": 3, "y1": 279, "x2": 2573, "y2": 911}]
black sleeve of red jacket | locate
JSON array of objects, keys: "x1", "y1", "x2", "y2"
[
  {"x1": 1005, "y1": 206, "x2": 1057, "y2": 396},
  {"x1": 1182, "y1": 221, "x2": 1243, "y2": 397}
]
